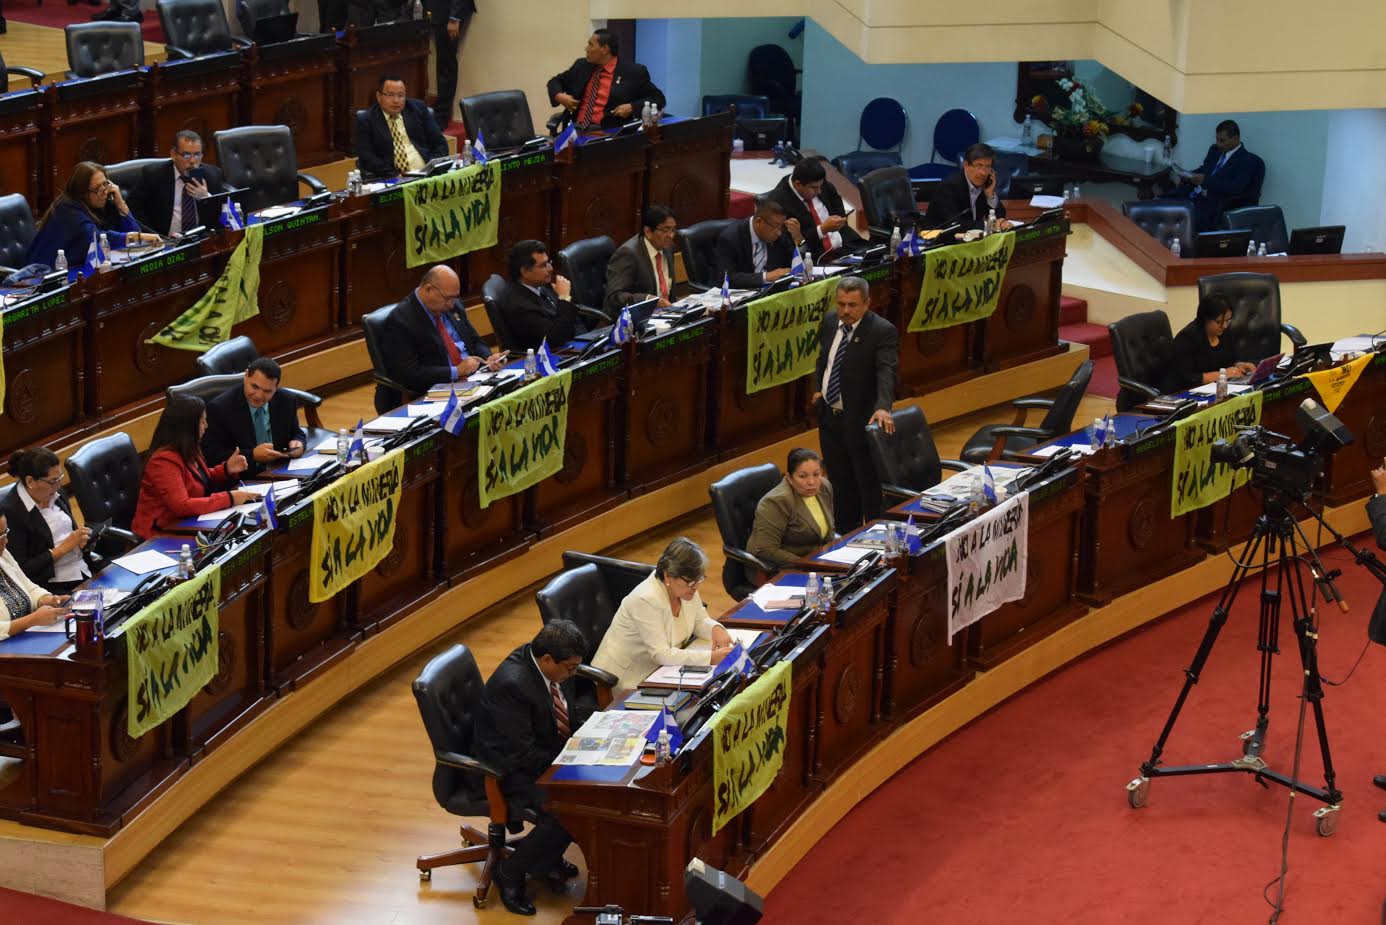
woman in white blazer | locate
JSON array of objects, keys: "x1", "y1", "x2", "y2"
[
  {"x1": 0, "y1": 513, "x2": 69, "y2": 640},
  {"x1": 592, "y1": 537, "x2": 735, "y2": 690}
]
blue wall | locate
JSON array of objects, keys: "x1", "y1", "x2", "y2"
[
  {"x1": 699, "y1": 18, "x2": 803, "y2": 98},
  {"x1": 635, "y1": 19, "x2": 703, "y2": 118}
]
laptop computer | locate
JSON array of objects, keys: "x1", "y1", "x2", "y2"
[
  {"x1": 1194, "y1": 230, "x2": 1252, "y2": 258},
  {"x1": 1288, "y1": 225, "x2": 1345, "y2": 256},
  {"x1": 1230, "y1": 353, "x2": 1284, "y2": 385},
  {"x1": 252, "y1": 11, "x2": 298, "y2": 45},
  {"x1": 194, "y1": 186, "x2": 243, "y2": 229}
]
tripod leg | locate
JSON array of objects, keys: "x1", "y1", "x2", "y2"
[
  {"x1": 1286, "y1": 520, "x2": 1344, "y2": 812},
  {"x1": 1242, "y1": 522, "x2": 1285, "y2": 761}
]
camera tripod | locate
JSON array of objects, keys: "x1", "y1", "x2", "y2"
[{"x1": 1126, "y1": 489, "x2": 1343, "y2": 836}]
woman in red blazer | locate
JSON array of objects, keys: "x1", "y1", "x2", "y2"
[{"x1": 132, "y1": 395, "x2": 258, "y2": 538}]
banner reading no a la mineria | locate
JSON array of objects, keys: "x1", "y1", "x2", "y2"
[{"x1": 403, "y1": 162, "x2": 502, "y2": 267}]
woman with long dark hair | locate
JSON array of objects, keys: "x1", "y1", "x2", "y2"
[
  {"x1": 26, "y1": 161, "x2": 160, "y2": 270},
  {"x1": 1, "y1": 447, "x2": 95, "y2": 595}
]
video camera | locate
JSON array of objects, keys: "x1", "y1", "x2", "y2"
[{"x1": 1209, "y1": 398, "x2": 1353, "y2": 501}]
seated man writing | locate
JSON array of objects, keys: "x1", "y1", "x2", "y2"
[{"x1": 713, "y1": 196, "x2": 803, "y2": 290}]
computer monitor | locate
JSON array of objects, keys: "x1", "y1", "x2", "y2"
[
  {"x1": 1288, "y1": 225, "x2": 1346, "y2": 256},
  {"x1": 252, "y1": 11, "x2": 298, "y2": 44},
  {"x1": 194, "y1": 186, "x2": 243, "y2": 229},
  {"x1": 1007, "y1": 174, "x2": 1064, "y2": 197},
  {"x1": 1194, "y1": 229, "x2": 1251, "y2": 258}
]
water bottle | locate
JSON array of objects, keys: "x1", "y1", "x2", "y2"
[
  {"x1": 1021, "y1": 114, "x2": 1033, "y2": 146},
  {"x1": 1215, "y1": 368, "x2": 1229, "y2": 402},
  {"x1": 888, "y1": 224, "x2": 901, "y2": 256},
  {"x1": 1091, "y1": 416, "x2": 1105, "y2": 451},
  {"x1": 805, "y1": 572, "x2": 821, "y2": 613},
  {"x1": 801, "y1": 249, "x2": 813, "y2": 281},
  {"x1": 1169, "y1": 237, "x2": 1182, "y2": 258},
  {"x1": 986, "y1": 209, "x2": 997, "y2": 236},
  {"x1": 1246, "y1": 239, "x2": 1256, "y2": 257},
  {"x1": 1162, "y1": 134, "x2": 1172, "y2": 163},
  {"x1": 54, "y1": 249, "x2": 68, "y2": 274},
  {"x1": 98, "y1": 233, "x2": 112, "y2": 267},
  {"x1": 1103, "y1": 413, "x2": 1117, "y2": 448},
  {"x1": 820, "y1": 576, "x2": 834, "y2": 612},
  {"x1": 179, "y1": 543, "x2": 195, "y2": 581},
  {"x1": 1062, "y1": 184, "x2": 1072, "y2": 203},
  {"x1": 655, "y1": 729, "x2": 672, "y2": 766},
  {"x1": 1257, "y1": 242, "x2": 1267, "y2": 257},
  {"x1": 524, "y1": 348, "x2": 538, "y2": 381},
  {"x1": 412, "y1": 0, "x2": 422, "y2": 19},
  {"x1": 732, "y1": 137, "x2": 744, "y2": 155},
  {"x1": 968, "y1": 474, "x2": 984, "y2": 515},
  {"x1": 883, "y1": 523, "x2": 899, "y2": 558},
  {"x1": 336, "y1": 428, "x2": 349, "y2": 466}
]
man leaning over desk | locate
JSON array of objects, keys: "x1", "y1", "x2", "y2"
[{"x1": 714, "y1": 196, "x2": 803, "y2": 290}]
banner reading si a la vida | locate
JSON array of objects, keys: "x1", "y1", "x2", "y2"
[
  {"x1": 1304, "y1": 352, "x2": 1373, "y2": 414},
  {"x1": 1170, "y1": 391, "x2": 1264, "y2": 517},
  {"x1": 478, "y1": 370, "x2": 572, "y2": 509},
  {"x1": 309, "y1": 449, "x2": 405, "y2": 602},
  {"x1": 908, "y1": 231, "x2": 1015, "y2": 332},
  {"x1": 946, "y1": 491, "x2": 1029, "y2": 644},
  {"x1": 744, "y1": 276, "x2": 836, "y2": 394},
  {"x1": 124, "y1": 564, "x2": 221, "y2": 739},
  {"x1": 709, "y1": 659, "x2": 792, "y2": 835},
  {"x1": 404, "y1": 161, "x2": 502, "y2": 267},
  {"x1": 147, "y1": 224, "x2": 264, "y2": 352}
]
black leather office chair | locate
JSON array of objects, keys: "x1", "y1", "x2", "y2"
[
  {"x1": 1123, "y1": 201, "x2": 1193, "y2": 255},
  {"x1": 858, "y1": 165, "x2": 918, "y2": 237},
  {"x1": 555, "y1": 236, "x2": 615, "y2": 320},
  {"x1": 63, "y1": 433, "x2": 143, "y2": 553},
  {"x1": 747, "y1": 43, "x2": 800, "y2": 142},
  {"x1": 1224, "y1": 152, "x2": 1264, "y2": 212},
  {"x1": 103, "y1": 157, "x2": 164, "y2": 208},
  {"x1": 214, "y1": 125, "x2": 328, "y2": 214},
  {"x1": 678, "y1": 219, "x2": 736, "y2": 289},
  {"x1": 1197, "y1": 272, "x2": 1306, "y2": 361},
  {"x1": 701, "y1": 94, "x2": 771, "y2": 119},
  {"x1": 0, "y1": 194, "x2": 37, "y2": 278},
  {"x1": 533, "y1": 564, "x2": 622, "y2": 709},
  {"x1": 1220, "y1": 205, "x2": 1288, "y2": 255},
  {"x1": 832, "y1": 151, "x2": 900, "y2": 188},
  {"x1": 708, "y1": 463, "x2": 782, "y2": 600},
  {"x1": 167, "y1": 372, "x2": 332, "y2": 449},
  {"x1": 960, "y1": 359, "x2": 1094, "y2": 463},
  {"x1": 64, "y1": 23, "x2": 144, "y2": 79},
  {"x1": 363, "y1": 304, "x2": 408, "y2": 414},
  {"x1": 864, "y1": 405, "x2": 967, "y2": 503},
  {"x1": 235, "y1": 0, "x2": 292, "y2": 38},
  {"x1": 1107, "y1": 309, "x2": 1174, "y2": 411},
  {"x1": 458, "y1": 90, "x2": 544, "y2": 151},
  {"x1": 195, "y1": 334, "x2": 258, "y2": 376},
  {"x1": 157, "y1": 0, "x2": 245, "y2": 58},
  {"x1": 479, "y1": 274, "x2": 517, "y2": 353},
  {"x1": 559, "y1": 551, "x2": 653, "y2": 604},
  {"x1": 0, "y1": 50, "x2": 44, "y2": 95}
]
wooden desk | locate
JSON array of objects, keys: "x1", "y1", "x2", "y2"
[
  {"x1": 140, "y1": 53, "x2": 242, "y2": 164},
  {"x1": 706, "y1": 303, "x2": 808, "y2": 462},
  {"x1": 553, "y1": 133, "x2": 648, "y2": 248},
  {"x1": 461, "y1": 149, "x2": 557, "y2": 301},
  {"x1": 0, "y1": 87, "x2": 44, "y2": 206},
  {"x1": 0, "y1": 285, "x2": 87, "y2": 451},
  {"x1": 334, "y1": 21, "x2": 431, "y2": 156},
  {"x1": 44, "y1": 74, "x2": 141, "y2": 209},
  {"x1": 241, "y1": 207, "x2": 345, "y2": 361},
  {"x1": 622, "y1": 319, "x2": 715, "y2": 491},
  {"x1": 644, "y1": 114, "x2": 733, "y2": 229},
  {"x1": 241, "y1": 36, "x2": 338, "y2": 166}
]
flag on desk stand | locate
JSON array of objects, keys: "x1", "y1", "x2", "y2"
[
  {"x1": 536, "y1": 338, "x2": 560, "y2": 377},
  {"x1": 712, "y1": 642, "x2": 753, "y2": 679},
  {"x1": 607, "y1": 305, "x2": 634, "y2": 347},
  {"x1": 981, "y1": 464, "x2": 998, "y2": 505},
  {"x1": 348, "y1": 418, "x2": 368, "y2": 465},
  {"x1": 720, "y1": 272, "x2": 731, "y2": 309},
  {"x1": 219, "y1": 201, "x2": 244, "y2": 231},
  {"x1": 471, "y1": 128, "x2": 488, "y2": 165},
  {"x1": 896, "y1": 229, "x2": 922, "y2": 258},
  {"x1": 260, "y1": 483, "x2": 279, "y2": 530},
  {"x1": 554, "y1": 121, "x2": 577, "y2": 155},
  {"x1": 645, "y1": 705, "x2": 683, "y2": 753},
  {"x1": 790, "y1": 244, "x2": 806, "y2": 284},
  {"x1": 438, "y1": 384, "x2": 469, "y2": 436}
]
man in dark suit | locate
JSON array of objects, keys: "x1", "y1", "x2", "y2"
[
  {"x1": 604, "y1": 204, "x2": 678, "y2": 312},
  {"x1": 547, "y1": 28, "x2": 665, "y2": 131},
  {"x1": 378, "y1": 265, "x2": 506, "y2": 409},
  {"x1": 497, "y1": 239, "x2": 579, "y2": 353},
  {"x1": 202, "y1": 357, "x2": 307, "y2": 478},
  {"x1": 1178, "y1": 120, "x2": 1260, "y2": 232},
  {"x1": 129, "y1": 131, "x2": 227, "y2": 238},
  {"x1": 812, "y1": 275, "x2": 898, "y2": 528},
  {"x1": 423, "y1": 0, "x2": 475, "y2": 128},
  {"x1": 768, "y1": 158, "x2": 864, "y2": 260},
  {"x1": 473, "y1": 620, "x2": 591, "y2": 916},
  {"x1": 714, "y1": 196, "x2": 803, "y2": 290},
  {"x1": 354, "y1": 75, "x2": 451, "y2": 181},
  {"x1": 925, "y1": 142, "x2": 1012, "y2": 232}
]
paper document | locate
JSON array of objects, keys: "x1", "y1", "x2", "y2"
[
  {"x1": 406, "y1": 402, "x2": 449, "y2": 418},
  {"x1": 1189, "y1": 382, "x2": 1252, "y2": 397},
  {"x1": 553, "y1": 711, "x2": 656, "y2": 766},
  {"x1": 286, "y1": 454, "x2": 332, "y2": 473},
  {"x1": 239, "y1": 479, "x2": 298, "y2": 497},
  {"x1": 688, "y1": 628, "x2": 767, "y2": 650},
  {"x1": 642, "y1": 664, "x2": 715, "y2": 688},
  {"x1": 1031, "y1": 443, "x2": 1094, "y2": 458},
  {"x1": 810, "y1": 265, "x2": 850, "y2": 278},
  {"x1": 818, "y1": 546, "x2": 875, "y2": 566},
  {"x1": 1331, "y1": 336, "x2": 1381, "y2": 357},
  {"x1": 196, "y1": 502, "x2": 262, "y2": 523},
  {"x1": 750, "y1": 584, "x2": 806, "y2": 610},
  {"x1": 257, "y1": 205, "x2": 300, "y2": 219},
  {"x1": 1030, "y1": 195, "x2": 1065, "y2": 209},
  {"x1": 362, "y1": 415, "x2": 417, "y2": 433},
  {"x1": 313, "y1": 434, "x2": 383, "y2": 454},
  {"x1": 112, "y1": 550, "x2": 179, "y2": 575},
  {"x1": 927, "y1": 466, "x2": 1029, "y2": 499}
]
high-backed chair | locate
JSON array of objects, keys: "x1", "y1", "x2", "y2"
[
  {"x1": 167, "y1": 372, "x2": 242, "y2": 405},
  {"x1": 746, "y1": 43, "x2": 800, "y2": 142},
  {"x1": 168, "y1": 371, "x2": 332, "y2": 448},
  {"x1": 363, "y1": 304, "x2": 408, "y2": 414},
  {"x1": 832, "y1": 97, "x2": 907, "y2": 187},
  {"x1": 1220, "y1": 205, "x2": 1288, "y2": 255},
  {"x1": 1123, "y1": 201, "x2": 1194, "y2": 255},
  {"x1": 195, "y1": 334, "x2": 258, "y2": 377},
  {"x1": 1197, "y1": 272, "x2": 1306, "y2": 361},
  {"x1": 0, "y1": 50, "x2": 44, "y2": 95},
  {"x1": 1107, "y1": 309, "x2": 1174, "y2": 411},
  {"x1": 554, "y1": 236, "x2": 614, "y2": 319},
  {"x1": 678, "y1": 219, "x2": 736, "y2": 289},
  {"x1": 458, "y1": 90, "x2": 544, "y2": 150},
  {"x1": 533, "y1": 565, "x2": 623, "y2": 710},
  {"x1": 479, "y1": 274, "x2": 517, "y2": 353},
  {"x1": 63, "y1": 433, "x2": 143, "y2": 552},
  {"x1": 701, "y1": 94, "x2": 770, "y2": 119},
  {"x1": 560, "y1": 551, "x2": 653, "y2": 604},
  {"x1": 103, "y1": 157, "x2": 164, "y2": 208},
  {"x1": 909, "y1": 108, "x2": 980, "y2": 181},
  {"x1": 832, "y1": 150, "x2": 899, "y2": 188},
  {"x1": 960, "y1": 359, "x2": 1094, "y2": 463},
  {"x1": 157, "y1": 0, "x2": 243, "y2": 58},
  {"x1": 708, "y1": 463, "x2": 782, "y2": 600},
  {"x1": 64, "y1": 23, "x2": 144, "y2": 79},
  {"x1": 214, "y1": 125, "x2": 327, "y2": 214},
  {"x1": 864, "y1": 405, "x2": 967, "y2": 504},
  {"x1": 0, "y1": 194, "x2": 37, "y2": 278},
  {"x1": 858, "y1": 165, "x2": 919, "y2": 236},
  {"x1": 1224, "y1": 152, "x2": 1265, "y2": 212}
]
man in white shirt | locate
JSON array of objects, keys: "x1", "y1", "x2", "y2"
[
  {"x1": 604, "y1": 204, "x2": 679, "y2": 311},
  {"x1": 768, "y1": 157, "x2": 864, "y2": 259}
]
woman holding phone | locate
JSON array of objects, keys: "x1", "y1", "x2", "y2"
[
  {"x1": 0, "y1": 448, "x2": 96, "y2": 595},
  {"x1": 26, "y1": 161, "x2": 161, "y2": 270}
]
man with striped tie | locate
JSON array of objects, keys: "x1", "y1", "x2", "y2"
[
  {"x1": 547, "y1": 29, "x2": 666, "y2": 131},
  {"x1": 812, "y1": 275, "x2": 899, "y2": 528},
  {"x1": 353, "y1": 75, "x2": 450, "y2": 181},
  {"x1": 474, "y1": 620, "x2": 591, "y2": 916}
]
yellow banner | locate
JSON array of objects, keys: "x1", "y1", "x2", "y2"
[
  {"x1": 907, "y1": 231, "x2": 1015, "y2": 332},
  {"x1": 477, "y1": 370, "x2": 572, "y2": 509},
  {"x1": 744, "y1": 277, "x2": 836, "y2": 394},
  {"x1": 709, "y1": 659, "x2": 792, "y2": 835},
  {"x1": 124, "y1": 565, "x2": 221, "y2": 739},
  {"x1": 309, "y1": 449, "x2": 405, "y2": 602},
  {"x1": 403, "y1": 162, "x2": 502, "y2": 268},
  {"x1": 147, "y1": 225, "x2": 263, "y2": 352},
  {"x1": 1303, "y1": 353, "x2": 1372, "y2": 414},
  {"x1": 1171, "y1": 391, "x2": 1264, "y2": 517}
]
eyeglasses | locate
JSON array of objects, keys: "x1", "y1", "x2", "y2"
[
  {"x1": 174, "y1": 150, "x2": 204, "y2": 160},
  {"x1": 87, "y1": 184, "x2": 108, "y2": 195},
  {"x1": 679, "y1": 575, "x2": 706, "y2": 588},
  {"x1": 378, "y1": 91, "x2": 407, "y2": 100},
  {"x1": 34, "y1": 475, "x2": 62, "y2": 486},
  {"x1": 0, "y1": 528, "x2": 10, "y2": 539}
]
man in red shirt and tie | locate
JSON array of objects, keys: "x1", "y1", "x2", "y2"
[{"x1": 547, "y1": 28, "x2": 666, "y2": 131}]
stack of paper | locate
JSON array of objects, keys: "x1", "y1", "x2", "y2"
[{"x1": 749, "y1": 584, "x2": 806, "y2": 611}]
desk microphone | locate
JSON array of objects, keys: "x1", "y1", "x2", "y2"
[{"x1": 927, "y1": 205, "x2": 977, "y2": 231}]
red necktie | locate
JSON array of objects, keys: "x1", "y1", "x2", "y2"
[
  {"x1": 550, "y1": 682, "x2": 570, "y2": 737},
  {"x1": 654, "y1": 252, "x2": 668, "y2": 301},
  {"x1": 433, "y1": 312, "x2": 462, "y2": 367}
]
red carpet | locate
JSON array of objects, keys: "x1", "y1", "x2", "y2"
[
  {"x1": 0, "y1": 887, "x2": 152, "y2": 923},
  {"x1": 4, "y1": 1, "x2": 168, "y2": 48},
  {"x1": 766, "y1": 536, "x2": 1386, "y2": 924}
]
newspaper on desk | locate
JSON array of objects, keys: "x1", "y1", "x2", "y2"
[{"x1": 553, "y1": 710, "x2": 658, "y2": 766}]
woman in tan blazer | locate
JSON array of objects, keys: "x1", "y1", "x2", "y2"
[{"x1": 747, "y1": 448, "x2": 836, "y2": 570}]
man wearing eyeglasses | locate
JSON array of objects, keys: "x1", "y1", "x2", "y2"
[
  {"x1": 130, "y1": 130, "x2": 227, "y2": 238},
  {"x1": 354, "y1": 74, "x2": 450, "y2": 181},
  {"x1": 714, "y1": 196, "x2": 805, "y2": 290},
  {"x1": 495, "y1": 239, "x2": 579, "y2": 353}
]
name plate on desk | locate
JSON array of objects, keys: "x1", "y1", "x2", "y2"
[
  {"x1": 371, "y1": 186, "x2": 406, "y2": 207},
  {"x1": 256, "y1": 32, "x2": 335, "y2": 62},
  {"x1": 260, "y1": 206, "x2": 329, "y2": 240},
  {"x1": 644, "y1": 318, "x2": 712, "y2": 353},
  {"x1": 3, "y1": 288, "x2": 69, "y2": 327},
  {"x1": 570, "y1": 350, "x2": 622, "y2": 383},
  {"x1": 119, "y1": 240, "x2": 202, "y2": 281},
  {"x1": 1013, "y1": 220, "x2": 1069, "y2": 245},
  {"x1": 501, "y1": 149, "x2": 553, "y2": 173}
]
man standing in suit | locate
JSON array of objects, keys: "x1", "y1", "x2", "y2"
[
  {"x1": 1180, "y1": 120, "x2": 1259, "y2": 231},
  {"x1": 497, "y1": 240, "x2": 579, "y2": 353},
  {"x1": 604, "y1": 204, "x2": 678, "y2": 312},
  {"x1": 130, "y1": 131, "x2": 226, "y2": 238},
  {"x1": 925, "y1": 142, "x2": 1012, "y2": 232},
  {"x1": 769, "y1": 158, "x2": 863, "y2": 260},
  {"x1": 714, "y1": 196, "x2": 804, "y2": 290},
  {"x1": 355, "y1": 75, "x2": 451, "y2": 180},
  {"x1": 378, "y1": 265, "x2": 506, "y2": 408},
  {"x1": 423, "y1": 0, "x2": 475, "y2": 128},
  {"x1": 812, "y1": 275, "x2": 898, "y2": 528},
  {"x1": 547, "y1": 29, "x2": 665, "y2": 132},
  {"x1": 1364, "y1": 462, "x2": 1386, "y2": 823},
  {"x1": 202, "y1": 357, "x2": 307, "y2": 477},
  {"x1": 473, "y1": 620, "x2": 591, "y2": 916}
]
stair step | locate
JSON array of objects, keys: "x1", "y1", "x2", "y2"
[
  {"x1": 1060, "y1": 322, "x2": 1112, "y2": 359},
  {"x1": 1059, "y1": 295, "x2": 1088, "y2": 327}
]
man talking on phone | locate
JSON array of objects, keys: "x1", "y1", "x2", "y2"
[
  {"x1": 131, "y1": 130, "x2": 227, "y2": 238},
  {"x1": 925, "y1": 142, "x2": 1013, "y2": 232},
  {"x1": 202, "y1": 357, "x2": 307, "y2": 479}
]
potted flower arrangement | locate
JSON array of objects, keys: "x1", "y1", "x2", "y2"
[{"x1": 1044, "y1": 77, "x2": 1111, "y2": 161}]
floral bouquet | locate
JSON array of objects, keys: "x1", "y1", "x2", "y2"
[{"x1": 1048, "y1": 77, "x2": 1111, "y2": 138}]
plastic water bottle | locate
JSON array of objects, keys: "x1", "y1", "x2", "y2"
[
  {"x1": 1246, "y1": 240, "x2": 1256, "y2": 257},
  {"x1": 820, "y1": 576, "x2": 834, "y2": 611},
  {"x1": 801, "y1": 249, "x2": 813, "y2": 281},
  {"x1": 986, "y1": 209, "x2": 997, "y2": 236},
  {"x1": 54, "y1": 249, "x2": 67, "y2": 275},
  {"x1": 524, "y1": 348, "x2": 537, "y2": 381},
  {"x1": 1169, "y1": 237, "x2": 1182, "y2": 258},
  {"x1": 98, "y1": 233, "x2": 111, "y2": 268},
  {"x1": 888, "y1": 224, "x2": 901, "y2": 256},
  {"x1": 336, "y1": 428, "x2": 349, "y2": 466},
  {"x1": 1162, "y1": 134, "x2": 1172, "y2": 163},
  {"x1": 655, "y1": 729, "x2": 672, "y2": 766},
  {"x1": 968, "y1": 474, "x2": 985, "y2": 515},
  {"x1": 1021, "y1": 115, "x2": 1034, "y2": 146},
  {"x1": 412, "y1": 0, "x2": 422, "y2": 19},
  {"x1": 1091, "y1": 416, "x2": 1105, "y2": 451},
  {"x1": 805, "y1": 572, "x2": 821, "y2": 613},
  {"x1": 1215, "y1": 368, "x2": 1229, "y2": 402},
  {"x1": 179, "y1": 543, "x2": 195, "y2": 581},
  {"x1": 1257, "y1": 242, "x2": 1267, "y2": 257},
  {"x1": 1103, "y1": 413, "x2": 1117, "y2": 448}
]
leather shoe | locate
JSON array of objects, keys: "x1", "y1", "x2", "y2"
[
  {"x1": 91, "y1": 7, "x2": 121, "y2": 19},
  {"x1": 1379, "y1": 809, "x2": 1386, "y2": 824},
  {"x1": 544, "y1": 859, "x2": 580, "y2": 893},
  {"x1": 495, "y1": 870, "x2": 535, "y2": 917},
  {"x1": 119, "y1": 10, "x2": 144, "y2": 20},
  {"x1": 1374, "y1": 775, "x2": 1386, "y2": 791}
]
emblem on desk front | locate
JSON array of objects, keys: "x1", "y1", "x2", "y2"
[{"x1": 833, "y1": 664, "x2": 860, "y2": 724}]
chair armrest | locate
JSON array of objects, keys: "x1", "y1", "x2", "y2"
[
  {"x1": 5, "y1": 66, "x2": 45, "y2": 83},
  {"x1": 724, "y1": 545, "x2": 775, "y2": 577},
  {"x1": 940, "y1": 459, "x2": 969, "y2": 472},
  {"x1": 435, "y1": 748, "x2": 502, "y2": 779},
  {"x1": 280, "y1": 385, "x2": 322, "y2": 407},
  {"x1": 297, "y1": 172, "x2": 328, "y2": 195},
  {"x1": 1011, "y1": 397, "x2": 1054, "y2": 411},
  {"x1": 1280, "y1": 322, "x2": 1307, "y2": 350},
  {"x1": 546, "y1": 112, "x2": 565, "y2": 135},
  {"x1": 989, "y1": 426, "x2": 1052, "y2": 440},
  {"x1": 1117, "y1": 377, "x2": 1161, "y2": 402},
  {"x1": 881, "y1": 483, "x2": 917, "y2": 501},
  {"x1": 104, "y1": 526, "x2": 142, "y2": 549},
  {"x1": 0, "y1": 265, "x2": 18, "y2": 279},
  {"x1": 575, "y1": 305, "x2": 611, "y2": 326},
  {"x1": 575, "y1": 663, "x2": 618, "y2": 689},
  {"x1": 373, "y1": 372, "x2": 410, "y2": 396},
  {"x1": 164, "y1": 45, "x2": 196, "y2": 60}
]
